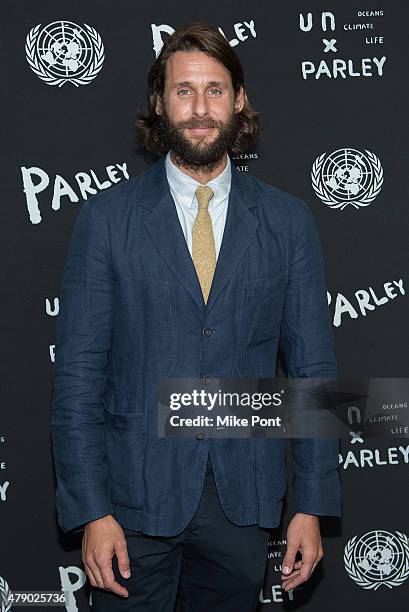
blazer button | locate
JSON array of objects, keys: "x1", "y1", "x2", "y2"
[
  {"x1": 195, "y1": 431, "x2": 205, "y2": 440},
  {"x1": 203, "y1": 376, "x2": 212, "y2": 385},
  {"x1": 202, "y1": 328, "x2": 213, "y2": 337}
]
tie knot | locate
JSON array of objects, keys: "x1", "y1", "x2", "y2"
[{"x1": 195, "y1": 185, "x2": 214, "y2": 210}]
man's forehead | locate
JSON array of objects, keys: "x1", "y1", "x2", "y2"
[
  {"x1": 169, "y1": 79, "x2": 229, "y2": 90},
  {"x1": 165, "y1": 50, "x2": 231, "y2": 84}
]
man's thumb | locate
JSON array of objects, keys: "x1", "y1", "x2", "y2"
[
  {"x1": 119, "y1": 562, "x2": 131, "y2": 579},
  {"x1": 282, "y1": 544, "x2": 298, "y2": 574},
  {"x1": 116, "y1": 546, "x2": 131, "y2": 578}
]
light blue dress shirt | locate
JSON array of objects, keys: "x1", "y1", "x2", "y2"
[{"x1": 165, "y1": 151, "x2": 231, "y2": 260}]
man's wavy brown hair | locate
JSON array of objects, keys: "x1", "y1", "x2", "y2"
[{"x1": 135, "y1": 22, "x2": 260, "y2": 156}]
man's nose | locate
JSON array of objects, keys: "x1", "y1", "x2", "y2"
[{"x1": 192, "y1": 91, "x2": 209, "y2": 118}]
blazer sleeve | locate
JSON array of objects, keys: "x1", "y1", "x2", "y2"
[
  {"x1": 51, "y1": 196, "x2": 114, "y2": 534},
  {"x1": 278, "y1": 200, "x2": 342, "y2": 518}
]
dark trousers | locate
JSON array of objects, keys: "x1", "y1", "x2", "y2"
[{"x1": 91, "y1": 454, "x2": 271, "y2": 611}]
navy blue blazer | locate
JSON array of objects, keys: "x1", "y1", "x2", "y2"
[{"x1": 51, "y1": 154, "x2": 341, "y2": 536}]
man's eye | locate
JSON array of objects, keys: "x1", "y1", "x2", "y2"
[{"x1": 177, "y1": 89, "x2": 222, "y2": 96}]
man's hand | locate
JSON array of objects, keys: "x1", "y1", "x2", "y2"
[
  {"x1": 82, "y1": 514, "x2": 131, "y2": 598},
  {"x1": 281, "y1": 512, "x2": 323, "y2": 592}
]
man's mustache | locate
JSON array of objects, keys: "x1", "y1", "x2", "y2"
[{"x1": 178, "y1": 121, "x2": 219, "y2": 129}]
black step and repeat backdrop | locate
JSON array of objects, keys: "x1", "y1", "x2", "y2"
[{"x1": 2, "y1": 1, "x2": 408, "y2": 611}]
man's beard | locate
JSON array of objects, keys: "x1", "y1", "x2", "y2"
[{"x1": 157, "y1": 106, "x2": 239, "y2": 173}]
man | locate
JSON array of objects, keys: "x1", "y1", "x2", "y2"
[{"x1": 51, "y1": 22, "x2": 341, "y2": 611}]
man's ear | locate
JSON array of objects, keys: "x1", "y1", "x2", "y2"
[
  {"x1": 234, "y1": 86, "x2": 245, "y2": 114},
  {"x1": 155, "y1": 96, "x2": 163, "y2": 116}
]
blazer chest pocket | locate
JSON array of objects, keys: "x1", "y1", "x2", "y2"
[{"x1": 239, "y1": 274, "x2": 285, "y2": 374}]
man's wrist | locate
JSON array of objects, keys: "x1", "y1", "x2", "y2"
[
  {"x1": 84, "y1": 514, "x2": 114, "y2": 529},
  {"x1": 292, "y1": 511, "x2": 320, "y2": 520}
]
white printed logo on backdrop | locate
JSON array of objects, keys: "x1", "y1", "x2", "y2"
[
  {"x1": 311, "y1": 148, "x2": 383, "y2": 209},
  {"x1": 25, "y1": 21, "x2": 105, "y2": 87},
  {"x1": 298, "y1": 10, "x2": 386, "y2": 79},
  {"x1": 0, "y1": 575, "x2": 12, "y2": 612},
  {"x1": 344, "y1": 530, "x2": 409, "y2": 590},
  {"x1": 151, "y1": 21, "x2": 256, "y2": 57}
]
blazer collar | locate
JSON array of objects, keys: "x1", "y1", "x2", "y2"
[{"x1": 164, "y1": 150, "x2": 232, "y2": 209}]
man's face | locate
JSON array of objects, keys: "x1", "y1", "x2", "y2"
[{"x1": 155, "y1": 50, "x2": 244, "y2": 171}]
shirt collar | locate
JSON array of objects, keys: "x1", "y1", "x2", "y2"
[{"x1": 165, "y1": 150, "x2": 232, "y2": 209}]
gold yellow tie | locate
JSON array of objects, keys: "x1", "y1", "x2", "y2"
[{"x1": 192, "y1": 185, "x2": 216, "y2": 304}]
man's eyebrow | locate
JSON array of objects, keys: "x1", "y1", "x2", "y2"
[{"x1": 171, "y1": 80, "x2": 227, "y2": 89}]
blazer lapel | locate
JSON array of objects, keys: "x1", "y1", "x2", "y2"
[
  {"x1": 142, "y1": 158, "x2": 205, "y2": 314},
  {"x1": 205, "y1": 163, "x2": 259, "y2": 315},
  {"x1": 141, "y1": 155, "x2": 259, "y2": 316}
]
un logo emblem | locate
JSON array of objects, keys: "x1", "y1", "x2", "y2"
[
  {"x1": 0, "y1": 576, "x2": 12, "y2": 612},
  {"x1": 25, "y1": 20, "x2": 105, "y2": 86},
  {"x1": 311, "y1": 147, "x2": 383, "y2": 209},
  {"x1": 344, "y1": 530, "x2": 409, "y2": 590}
]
